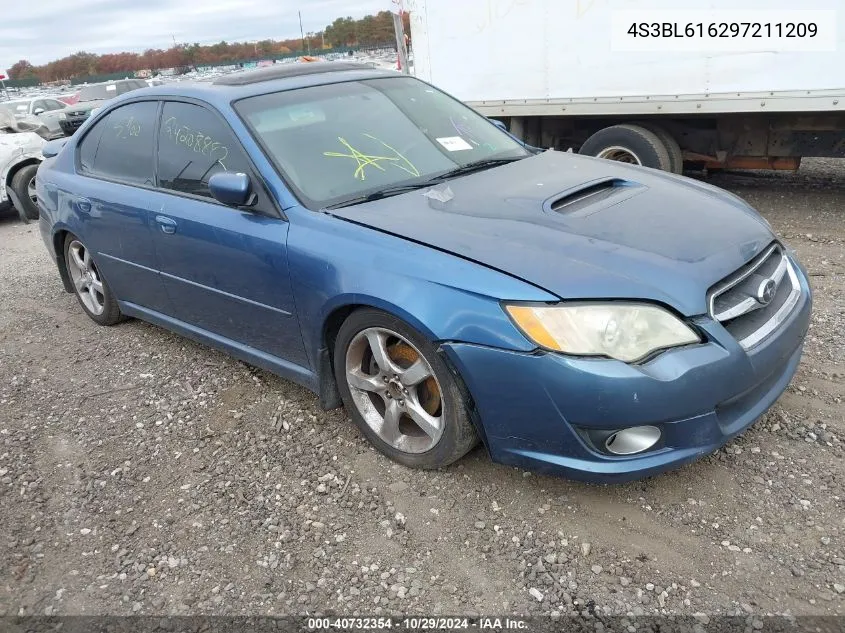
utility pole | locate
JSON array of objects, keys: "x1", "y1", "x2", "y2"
[
  {"x1": 392, "y1": 0, "x2": 409, "y2": 74},
  {"x1": 298, "y1": 11, "x2": 310, "y2": 55}
]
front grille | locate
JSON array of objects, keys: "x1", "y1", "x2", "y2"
[
  {"x1": 63, "y1": 119, "x2": 84, "y2": 131},
  {"x1": 708, "y1": 243, "x2": 801, "y2": 350}
]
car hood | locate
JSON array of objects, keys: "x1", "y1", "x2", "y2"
[
  {"x1": 0, "y1": 129, "x2": 46, "y2": 157},
  {"x1": 328, "y1": 151, "x2": 775, "y2": 316}
]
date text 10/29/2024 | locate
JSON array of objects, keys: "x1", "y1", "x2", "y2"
[{"x1": 307, "y1": 617, "x2": 528, "y2": 630}]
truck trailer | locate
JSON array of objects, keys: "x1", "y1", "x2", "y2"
[{"x1": 407, "y1": 0, "x2": 845, "y2": 173}]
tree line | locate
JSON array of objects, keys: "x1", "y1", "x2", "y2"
[{"x1": 8, "y1": 10, "x2": 408, "y2": 83}]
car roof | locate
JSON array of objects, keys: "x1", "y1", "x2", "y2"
[
  {"x1": 213, "y1": 61, "x2": 372, "y2": 85},
  {"x1": 129, "y1": 63, "x2": 399, "y2": 108}
]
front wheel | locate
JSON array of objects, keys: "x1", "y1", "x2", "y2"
[
  {"x1": 11, "y1": 164, "x2": 40, "y2": 223},
  {"x1": 334, "y1": 309, "x2": 478, "y2": 469}
]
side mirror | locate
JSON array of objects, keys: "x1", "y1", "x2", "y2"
[
  {"x1": 208, "y1": 172, "x2": 253, "y2": 207},
  {"x1": 42, "y1": 138, "x2": 68, "y2": 158},
  {"x1": 33, "y1": 108, "x2": 45, "y2": 116}
]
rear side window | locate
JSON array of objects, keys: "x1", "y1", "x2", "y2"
[
  {"x1": 157, "y1": 101, "x2": 251, "y2": 198},
  {"x1": 77, "y1": 101, "x2": 157, "y2": 186}
]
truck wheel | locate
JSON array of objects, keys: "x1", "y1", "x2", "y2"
[
  {"x1": 11, "y1": 164, "x2": 40, "y2": 223},
  {"x1": 579, "y1": 124, "x2": 672, "y2": 171},
  {"x1": 635, "y1": 122, "x2": 684, "y2": 174}
]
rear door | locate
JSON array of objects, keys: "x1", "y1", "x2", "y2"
[
  {"x1": 148, "y1": 100, "x2": 307, "y2": 366},
  {"x1": 74, "y1": 100, "x2": 172, "y2": 313}
]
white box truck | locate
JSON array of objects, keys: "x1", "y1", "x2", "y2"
[{"x1": 406, "y1": 0, "x2": 845, "y2": 173}]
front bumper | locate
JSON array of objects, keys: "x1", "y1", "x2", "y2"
[{"x1": 443, "y1": 260, "x2": 812, "y2": 483}]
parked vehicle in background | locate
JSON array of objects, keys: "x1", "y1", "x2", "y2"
[
  {"x1": 56, "y1": 92, "x2": 80, "y2": 106},
  {"x1": 0, "y1": 97, "x2": 67, "y2": 140},
  {"x1": 59, "y1": 79, "x2": 148, "y2": 135},
  {"x1": 409, "y1": 0, "x2": 845, "y2": 173},
  {"x1": 0, "y1": 109, "x2": 45, "y2": 223}
]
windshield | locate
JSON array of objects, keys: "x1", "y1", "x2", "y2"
[
  {"x1": 0, "y1": 101, "x2": 30, "y2": 115},
  {"x1": 234, "y1": 76, "x2": 530, "y2": 208}
]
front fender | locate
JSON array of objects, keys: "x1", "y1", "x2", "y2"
[
  {"x1": 0, "y1": 142, "x2": 44, "y2": 206},
  {"x1": 286, "y1": 207, "x2": 558, "y2": 371}
]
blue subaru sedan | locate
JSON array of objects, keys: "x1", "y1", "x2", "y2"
[{"x1": 35, "y1": 63, "x2": 811, "y2": 482}]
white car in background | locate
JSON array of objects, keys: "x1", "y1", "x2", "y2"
[
  {"x1": 0, "y1": 109, "x2": 46, "y2": 223},
  {"x1": 0, "y1": 97, "x2": 67, "y2": 140}
]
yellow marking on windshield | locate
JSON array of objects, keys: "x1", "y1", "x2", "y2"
[{"x1": 323, "y1": 135, "x2": 419, "y2": 181}]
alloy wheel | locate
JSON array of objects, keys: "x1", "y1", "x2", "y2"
[
  {"x1": 67, "y1": 240, "x2": 105, "y2": 316},
  {"x1": 27, "y1": 174, "x2": 37, "y2": 205},
  {"x1": 344, "y1": 327, "x2": 444, "y2": 454}
]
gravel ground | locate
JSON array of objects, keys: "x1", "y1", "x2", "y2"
[{"x1": 0, "y1": 159, "x2": 843, "y2": 619}]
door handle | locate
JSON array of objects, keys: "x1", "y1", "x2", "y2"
[
  {"x1": 75, "y1": 198, "x2": 92, "y2": 214},
  {"x1": 155, "y1": 215, "x2": 177, "y2": 235}
]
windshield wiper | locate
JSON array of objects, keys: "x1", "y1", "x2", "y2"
[
  {"x1": 433, "y1": 156, "x2": 525, "y2": 181},
  {"x1": 325, "y1": 182, "x2": 440, "y2": 210},
  {"x1": 323, "y1": 157, "x2": 527, "y2": 210}
]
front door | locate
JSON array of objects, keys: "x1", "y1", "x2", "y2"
[{"x1": 148, "y1": 100, "x2": 308, "y2": 367}]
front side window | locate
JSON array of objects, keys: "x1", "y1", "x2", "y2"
[
  {"x1": 156, "y1": 101, "x2": 251, "y2": 199},
  {"x1": 234, "y1": 76, "x2": 529, "y2": 208},
  {"x1": 77, "y1": 101, "x2": 157, "y2": 186}
]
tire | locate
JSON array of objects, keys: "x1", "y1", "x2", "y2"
[
  {"x1": 579, "y1": 124, "x2": 673, "y2": 171},
  {"x1": 63, "y1": 234, "x2": 124, "y2": 326},
  {"x1": 333, "y1": 308, "x2": 478, "y2": 469},
  {"x1": 11, "y1": 164, "x2": 40, "y2": 223},
  {"x1": 635, "y1": 122, "x2": 684, "y2": 174}
]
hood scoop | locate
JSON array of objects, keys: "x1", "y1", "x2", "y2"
[{"x1": 546, "y1": 177, "x2": 643, "y2": 217}]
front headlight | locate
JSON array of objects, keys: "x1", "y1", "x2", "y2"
[
  {"x1": 505, "y1": 303, "x2": 701, "y2": 363},
  {"x1": 57, "y1": 113, "x2": 66, "y2": 120}
]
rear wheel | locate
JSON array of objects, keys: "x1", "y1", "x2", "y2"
[
  {"x1": 579, "y1": 124, "x2": 673, "y2": 172},
  {"x1": 334, "y1": 309, "x2": 478, "y2": 469},
  {"x1": 64, "y1": 234, "x2": 124, "y2": 326},
  {"x1": 635, "y1": 122, "x2": 684, "y2": 174},
  {"x1": 11, "y1": 164, "x2": 39, "y2": 223}
]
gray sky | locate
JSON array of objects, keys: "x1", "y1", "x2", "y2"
[{"x1": 1, "y1": 0, "x2": 392, "y2": 69}]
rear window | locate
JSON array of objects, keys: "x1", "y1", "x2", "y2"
[
  {"x1": 78, "y1": 84, "x2": 115, "y2": 101},
  {"x1": 117, "y1": 80, "x2": 146, "y2": 95}
]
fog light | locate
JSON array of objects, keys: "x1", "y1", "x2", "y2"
[{"x1": 604, "y1": 426, "x2": 661, "y2": 455}]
